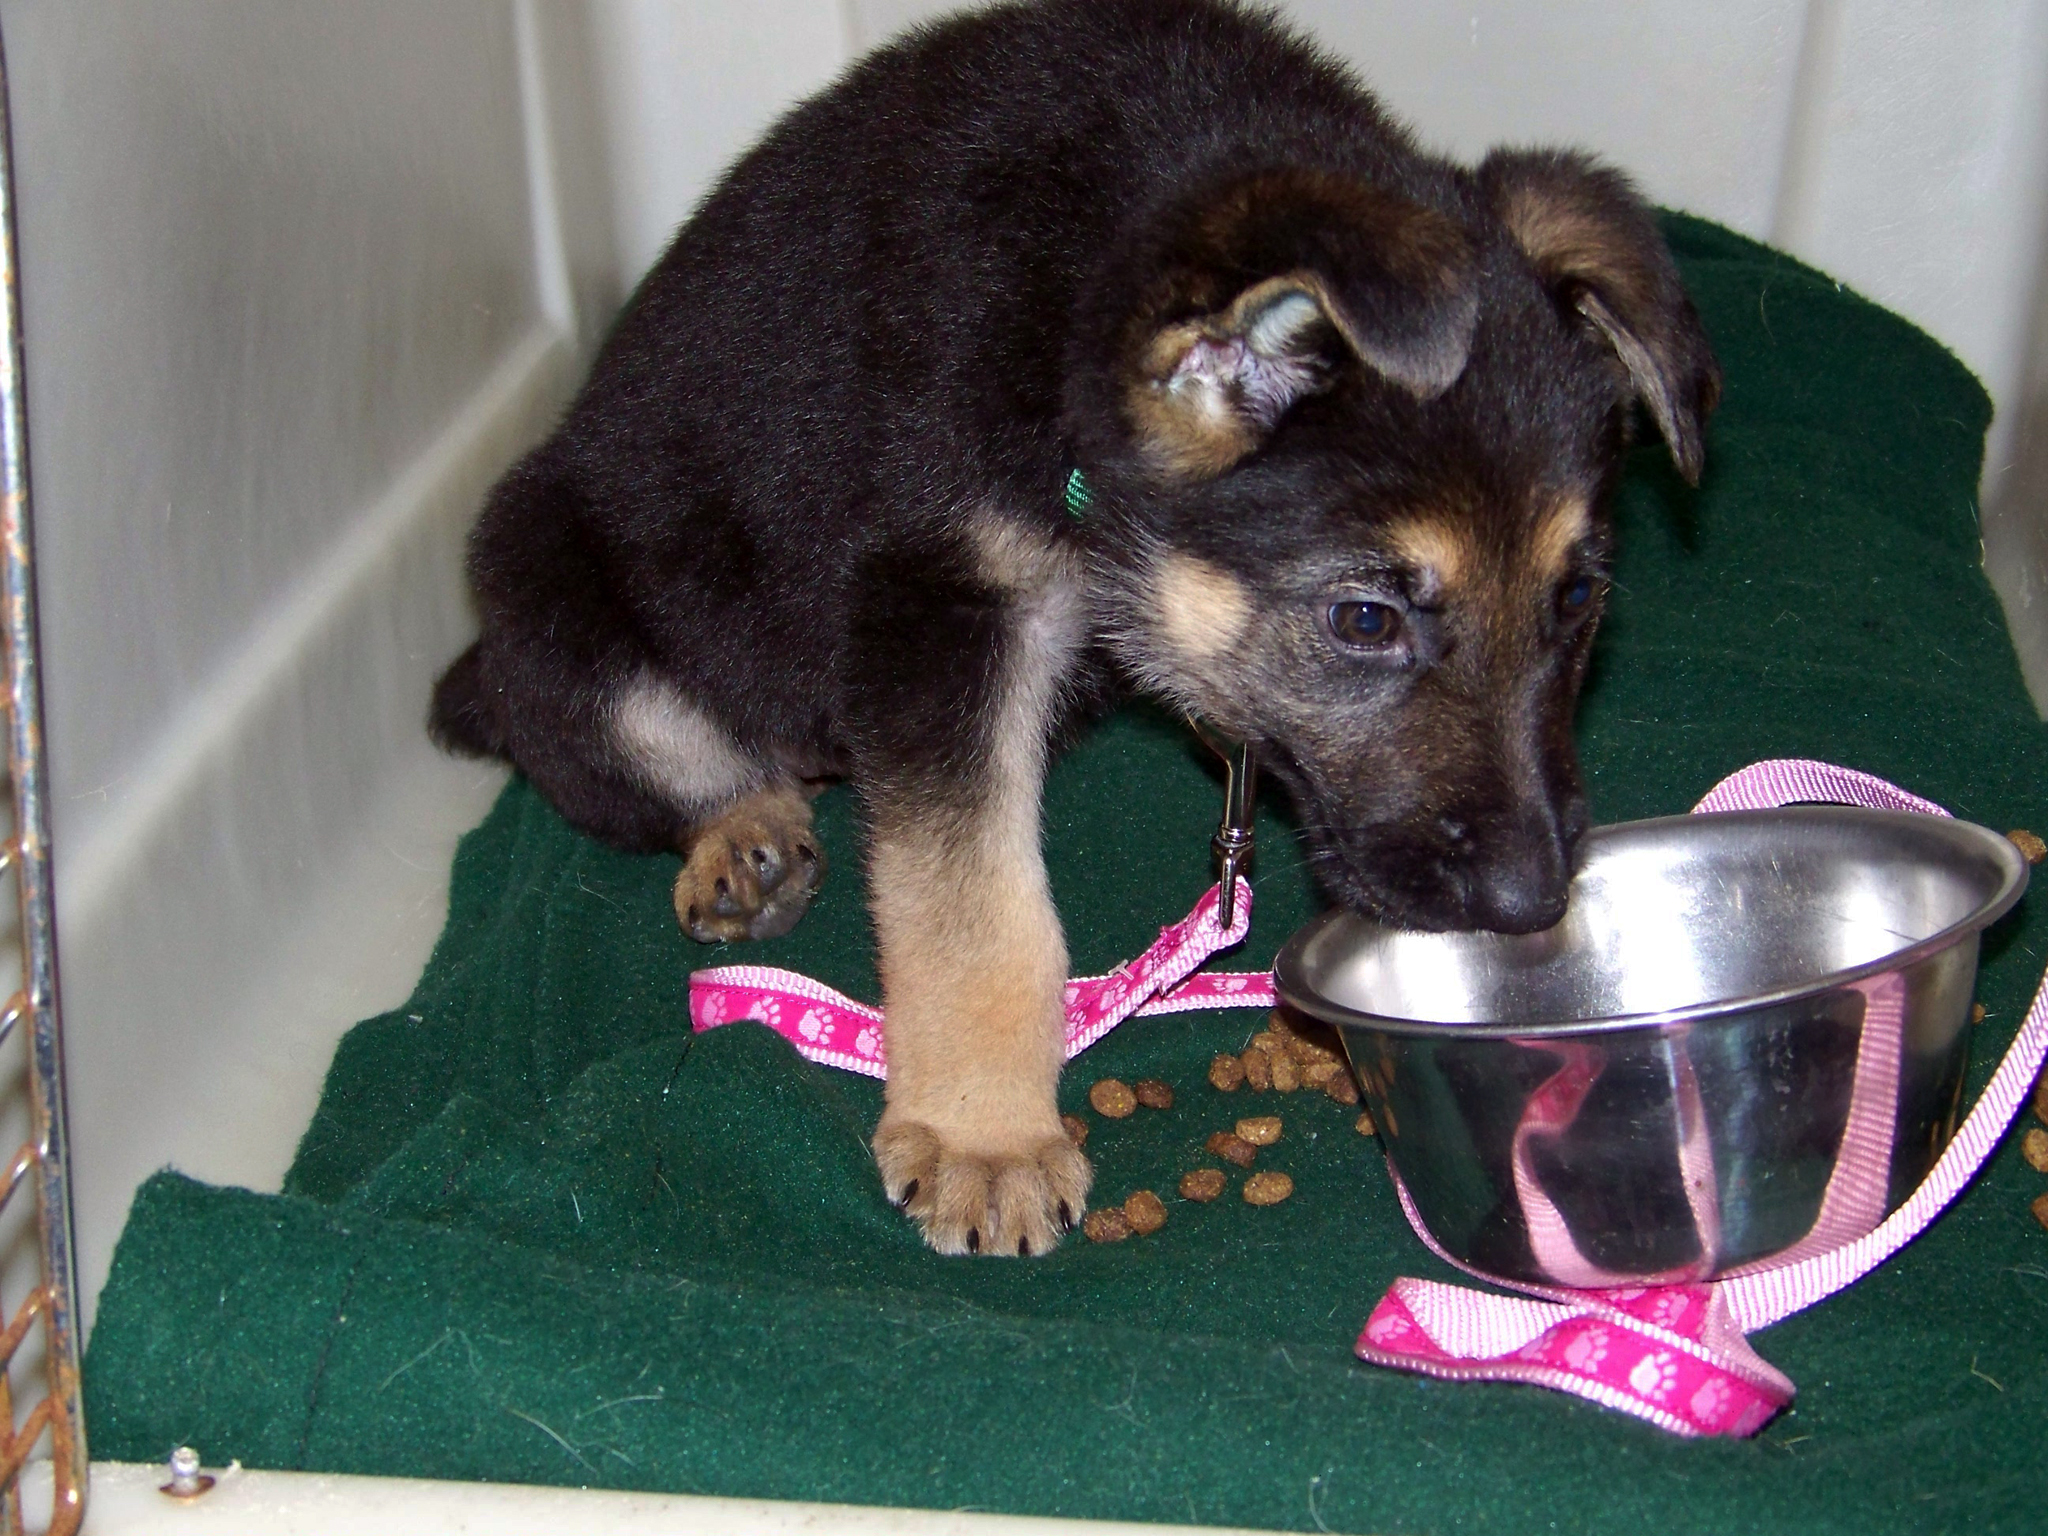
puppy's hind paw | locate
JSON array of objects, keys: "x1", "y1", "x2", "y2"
[
  {"x1": 674, "y1": 784, "x2": 825, "y2": 943},
  {"x1": 874, "y1": 1119, "x2": 1092, "y2": 1257}
]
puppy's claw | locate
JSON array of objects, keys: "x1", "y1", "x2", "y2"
[{"x1": 874, "y1": 1118, "x2": 1092, "y2": 1257}]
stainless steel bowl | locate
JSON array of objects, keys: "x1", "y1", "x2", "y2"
[{"x1": 1275, "y1": 807, "x2": 2029, "y2": 1285}]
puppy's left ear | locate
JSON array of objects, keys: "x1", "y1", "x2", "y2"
[
  {"x1": 1480, "y1": 149, "x2": 1722, "y2": 484},
  {"x1": 1118, "y1": 171, "x2": 1479, "y2": 481}
]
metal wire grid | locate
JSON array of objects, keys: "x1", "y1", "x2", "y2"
[{"x1": 0, "y1": 23, "x2": 90, "y2": 1536}]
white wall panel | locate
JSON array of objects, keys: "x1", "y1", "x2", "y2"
[
  {"x1": 7, "y1": 2, "x2": 542, "y2": 867},
  {"x1": 1771, "y1": 0, "x2": 2048, "y2": 482},
  {"x1": 844, "y1": 0, "x2": 955, "y2": 51},
  {"x1": 1768, "y1": 0, "x2": 2048, "y2": 707},
  {"x1": 586, "y1": 0, "x2": 849, "y2": 287},
  {"x1": 1279, "y1": 0, "x2": 1809, "y2": 237}
]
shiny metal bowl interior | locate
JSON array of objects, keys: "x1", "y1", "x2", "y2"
[{"x1": 1275, "y1": 807, "x2": 2028, "y2": 1283}]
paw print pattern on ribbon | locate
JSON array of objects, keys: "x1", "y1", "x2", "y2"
[
  {"x1": 1688, "y1": 1376, "x2": 1732, "y2": 1427},
  {"x1": 1562, "y1": 1325, "x2": 1610, "y2": 1375},
  {"x1": 1627, "y1": 1350, "x2": 1680, "y2": 1403},
  {"x1": 1365, "y1": 1308, "x2": 1413, "y2": 1346}
]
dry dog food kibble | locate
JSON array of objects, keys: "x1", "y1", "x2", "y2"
[
  {"x1": 1206, "y1": 1130, "x2": 1257, "y2": 1167},
  {"x1": 2008, "y1": 828, "x2": 2047, "y2": 865},
  {"x1": 1135, "y1": 1079, "x2": 1175, "y2": 1110},
  {"x1": 1242, "y1": 1049, "x2": 1273, "y2": 1092},
  {"x1": 2034, "y1": 1191, "x2": 2048, "y2": 1233},
  {"x1": 1179, "y1": 1167, "x2": 1227, "y2": 1201},
  {"x1": 1124, "y1": 1189, "x2": 1168, "y2": 1234},
  {"x1": 1269, "y1": 1053, "x2": 1302, "y2": 1093},
  {"x1": 1243, "y1": 1170, "x2": 1295, "y2": 1205},
  {"x1": 1355, "y1": 1109, "x2": 1377, "y2": 1136},
  {"x1": 1208, "y1": 1053, "x2": 1246, "y2": 1091},
  {"x1": 1324, "y1": 1071, "x2": 1359, "y2": 1105},
  {"x1": 1089, "y1": 1079, "x2": 1138, "y2": 1118},
  {"x1": 1973, "y1": 1003, "x2": 1988, "y2": 1025},
  {"x1": 1235, "y1": 1115, "x2": 1282, "y2": 1146},
  {"x1": 1083, "y1": 1207, "x2": 1133, "y2": 1242},
  {"x1": 1061, "y1": 1113, "x2": 1089, "y2": 1147},
  {"x1": 2023, "y1": 1126, "x2": 2048, "y2": 1174}
]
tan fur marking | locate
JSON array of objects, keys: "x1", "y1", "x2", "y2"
[
  {"x1": 969, "y1": 513, "x2": 1083, "y2": 596},
  {"x1": 1150, "y1": 553, "x2": 1253, "y2": 668},
  {"x1": 870, "y1": 831, "x2": 1068, "y2": 1138},
  {"x1": 1384, "y1": 519, "x2": 1473, "y2": 592},
  {"x1": 1495, "y1": 184, "x2": 1657, "y2": 319},
  {"x1": 1529, "y1": 497, "x2": 1593, "y2": 583},
  {"x1": 1126, "y1": 369, "x2": 1258, "y2": 480}
]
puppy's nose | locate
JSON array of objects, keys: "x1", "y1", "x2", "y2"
[
  {"x1": 1467, "y1": 862, "x2": 1568, "y2": 933},
  {"x1": 1462, "y1": 814, "x2": 1573, "y2": 934}
]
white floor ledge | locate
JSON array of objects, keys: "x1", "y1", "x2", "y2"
[{"x1": 40, "y1": 1461, "x2": 1282, "y2": 1536}]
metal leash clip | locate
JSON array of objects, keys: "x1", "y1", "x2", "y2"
[{"x1": 1187, "y1": 716, "x2": 1258, "y2": 928}]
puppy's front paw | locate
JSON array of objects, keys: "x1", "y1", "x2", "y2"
[
  {"x1": 874, "y1": 1119, "x2": 1091, "y2": 1256},
  {"x1": 674, "y1": 784, "x2": 825, "y2": 943}
]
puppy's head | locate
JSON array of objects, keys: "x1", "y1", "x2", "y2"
[{"x1": 1073, "y1": 153, "x2": 1719, "y2": 933}]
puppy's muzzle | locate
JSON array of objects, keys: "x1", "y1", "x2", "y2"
[{"x1": 1334, "y1": 795, "x2": 1583, "y2": 935}]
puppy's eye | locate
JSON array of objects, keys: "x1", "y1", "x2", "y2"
[
  {"x1": 1556, "y1": 574, "x2": 1599, "y2": 623},
  {"x1": 1326, "y1": 599, "x2": 1403, "y2": 649}
]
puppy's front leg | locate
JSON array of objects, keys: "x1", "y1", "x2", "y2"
[
  {"x1": 852, "y1": 528, "x2": 1090, "y2": 1255},
  {"x1": 869, "y1": 799, "x2": 1088, "y2": 1254}
]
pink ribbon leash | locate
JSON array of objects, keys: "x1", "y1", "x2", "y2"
[
  {"x1": 689, "y1": 878, "x2": 1276, "y2": 1080},
  {"x1": 687, "y1": 758, "x2": 2048, "y2": 1439}
]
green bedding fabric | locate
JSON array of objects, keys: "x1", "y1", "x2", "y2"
[{"x1": 86, "y1": 217, "x2": 2048, "y2": 1533}]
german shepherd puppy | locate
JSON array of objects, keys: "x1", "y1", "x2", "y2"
[{"x1": 431, "y1": 0, "x2": 1718, "y2": 1256}]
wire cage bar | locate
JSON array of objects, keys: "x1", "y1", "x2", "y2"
[{"x1": 0, "y1": 23, "x2": 90, "y2": 1536}]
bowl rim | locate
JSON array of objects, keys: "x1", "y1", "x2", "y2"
[{"x1": 1272, "y1": 806, "x2": 2031, "y2": 1040}]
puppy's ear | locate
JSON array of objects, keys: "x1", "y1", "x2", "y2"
[
  {"x1": 1126, "y1": 172, "x2": 1478, "y2": 479},
  {"x1": 1480, "y1": 149, "x2": 1721, "y2": 484}
]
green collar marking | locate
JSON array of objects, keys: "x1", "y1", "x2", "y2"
[{"x1": 1064, "y1": 467, "x2": 1092, "y2": 521}]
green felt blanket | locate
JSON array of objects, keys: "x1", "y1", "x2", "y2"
[{"x1": 86, "y1": 218, "x2": 2048, "y2": 1533}]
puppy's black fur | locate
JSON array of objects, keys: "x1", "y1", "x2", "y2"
[{"x1": 434, "y1": 0, "x2": 1719, "y2": 1255}]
